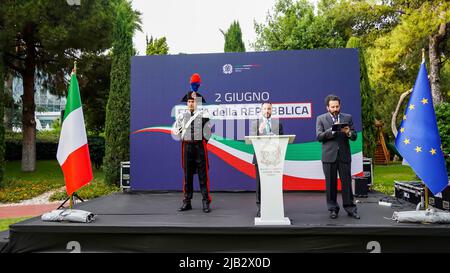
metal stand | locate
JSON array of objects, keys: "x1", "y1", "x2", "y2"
[
  {"x1": 57, "y1": 193, "x2": 84, "y2": 210},
  {"x1": 416, "y1": 184, "x2": 429, "y2": 211}
]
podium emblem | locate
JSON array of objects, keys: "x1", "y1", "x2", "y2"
[{"x1": 259, "y1": 141, "x2": 281, "y2": 166}]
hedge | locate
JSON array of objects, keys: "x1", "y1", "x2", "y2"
[
  {"x1": 5, "y1": 131, "x2": 105, "y2": 169},
  {"x1": 436, "y1": 102, "x2": 450, "y2": 174}
]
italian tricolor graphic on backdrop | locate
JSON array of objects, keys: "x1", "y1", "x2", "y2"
[
  {"x1": 57, "y1": 72, "x2": 93, "y2": 195},
  {"x1": 133, "y1": 126, "x2": 363, "y2": 190}
]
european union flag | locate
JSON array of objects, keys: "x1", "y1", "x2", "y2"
[{"x1": 395, "y1": 62, "x2": 448, "y2": 195}]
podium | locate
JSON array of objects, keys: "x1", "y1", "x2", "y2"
[{"x1": 245, "y1": 135, "x2": 296, "y2": 225}]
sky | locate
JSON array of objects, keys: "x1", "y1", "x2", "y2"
[{"x1": 131, "y1": 0, "x2": 319, "y2": 55}]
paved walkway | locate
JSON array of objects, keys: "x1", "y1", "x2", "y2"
[
  {"x1": 0, "y1": 203, "x2": 62, "y2": 219},
  {"x1": 0, "y1": 187, "x2": 66, "y2": 219}
]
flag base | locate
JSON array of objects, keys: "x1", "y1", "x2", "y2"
[{"x1": 57, "y1": 193, "x2": 85, "y2": 210}]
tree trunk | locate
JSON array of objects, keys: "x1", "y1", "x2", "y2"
[
  {"x1": 4, "y1": 73, "x2": 13, "y2": 130},
  {"x1": 21, "y1": 42, "x2": 36, "y2": 172},
  {"x1": 428, "y1": 21, "x2": 446, "y2": 105},
  {"x1": 391, "y1": 87, "x2": 413, "y2": 138}
]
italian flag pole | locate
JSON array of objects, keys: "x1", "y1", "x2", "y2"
[{"x1": 56, "y1": 62, "x2": 93, "y2": 208}]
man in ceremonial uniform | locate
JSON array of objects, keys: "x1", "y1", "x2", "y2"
[
  {"x1": 174, "y1": 74, "x2": 212, "y2": 213},
  {"x1": 316, "y1": 94, "x2": 359, "y2": 219},
  {"x1": 250, "y1": 102, "x2": 283, "y2": 217}
]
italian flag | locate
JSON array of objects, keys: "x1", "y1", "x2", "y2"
[{"x1": 57, "y1": 72, "x2": 93, "y2": 196}]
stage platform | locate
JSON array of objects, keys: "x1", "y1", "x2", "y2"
[{"x1": 3, "y1": 191, "x2": 450, "y2": 253}]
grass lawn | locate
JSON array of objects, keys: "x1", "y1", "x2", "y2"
[
  {"x1": 0, "y1": 217, "x2": 31, "y2": 232},
  {"x1": 372, "y1": 161, "x2": 418, "y2": 195},
  {"x1": 49, "y1": 168, "x2": 119, "y2": 202},
  {"x1": 0, "y1": 160, "x2": 118, "y2": 203}
]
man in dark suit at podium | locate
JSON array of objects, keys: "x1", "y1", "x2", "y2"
[
  {"x1": 316, "y1": 95, "x2": 359, "y2": 220},
  {"x1": 250, "y1": 102, "x2": 283, "y2": 217}
]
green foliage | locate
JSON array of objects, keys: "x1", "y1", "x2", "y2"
[
  {"x1": 222, "y1": 21, "x2": 246, "y2": 52},
  {"x1": 49, "y1": 180, "x2": 119, "y2": 202},
  {"x1": 436, "y1": 102, "x2": 450, "y2": 173},
  {"x1": 104, "y1": 0, "x2": 141, "y2": 185},
  {"x1": 386, "y1": 142, "x2": 402, "y2": 160},
  {"x1": 0, "y1": 160, "x2": 64, "y2": 203},
  {"x1": 146, "y1": 36, "x2": 169, "y2": 55},
  {"x1": 4, "y1": 131, "x2": 105, "y2": 168},
  {"x1": 77, "y1": 53, "x2": 112, "y2": 135},
  {"x1": 318, "y1": 0, "x2": 399, "y2": 45},
  {"x1": 253, "y1": 0, "x2": 389, "y2": 158},
  {"x1": 0, "y1": 0, "x2": 116, "y2": 96},
  {"x1": 88, "y1": 136, "x2": 106, "y2": 169},
  {"x1": 0, "y1": 53, "x2": 4, "y2": 186},
  {"x1": 372, "y1": 162, "x2": 417, "y2": 195},
  {"x1": 0, "y1": 160, "x2": 110, "y2": 203},
  {"x1": 253, "y1": 0, "x2": 407, "y2": 51},
  {"x1": 253, "y1": 0, "x2": 347, "y2": 51},
  {"x1": 441, "y1": 61, "x2": 450, "y2": 100},
  {"x1": 254, "y1": 0, "x2": 450, "y2": 142},
  {"x1": 5, "y1": 131, "x2": 59, "y2": 161},
  {"x1": 51, "y1": 118, "x2": 61, "y2": 134},
  {"x1": 366, "y1": 0, "x2": 450, "y2": 135},
  {"x1": 0, "y1": 217, "x2": 31, "y2": 232},
  {"x1": 0, "y1": 0, "x2": 118, "y2": 171},
  {"x1": 346, "y1": 37, "x2": 376, "y2": 159}
]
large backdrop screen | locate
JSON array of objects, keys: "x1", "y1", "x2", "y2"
[{"x1": 130, "y1": 49, "x2": 363, "y2": 191}]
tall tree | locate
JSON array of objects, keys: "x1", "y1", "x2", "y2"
[
  {"x1": 254, "y1": 0, "x2": 402, "y2": 51},
  {"x1": 367, "y1": 0, "x2": 450, "y2": 134},
  {"x1": 425, "y1": 4, "x2": 449, "y2": 105},
  {"x1": 104, "y1": 0, "x2": 141, "y2": 185},
  {"x1": 318, "y1": 0, "x2": 400, "y2": 45},
  {"x1": 2, "y1": 73, "x2": 13, "y2": 131},
  {"x1": 0, "y1": 0, "x2": 115, "y2": 171},
  {"x1": 0, "y1": 51, "x2": 5, "y2": 185},
  {"x1": 1, "y1": 6, "x2": 6, "y2": 184},
  {"x1": 77, "y1": 53, "x2": 112, "y2": 135},
  {"x1": 253, "y1": 0, "x2": 347, "y2": 51},
  {"x1": 347, "y1": 37, "x2": 376, "y2": 159},
  {"x1": 145, "y1": 36, "x2": 169, "y2": 55},
  {"x1": 255, "y1": 0, "x2": 450, "y2": 140},
  {"x1": 221, "y1": 21, "x2": 246, "y2": 52}
]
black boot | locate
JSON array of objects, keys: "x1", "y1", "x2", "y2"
[
  {"x1": 178, "y1": 202, "x2": 192, "y2": 211},
  {"x1": 202, "y1": 200, "x2": 211, "y2": 213}
]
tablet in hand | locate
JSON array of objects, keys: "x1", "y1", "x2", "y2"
[{"x1": 332, "y1": 123, "x2": 349, "y2": 132}]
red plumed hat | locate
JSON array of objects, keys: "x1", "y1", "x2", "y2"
[{"x1": 190, "y1": 73, "x2": 201, "y2": 84}]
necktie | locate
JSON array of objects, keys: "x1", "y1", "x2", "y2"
[
  {"x1": 332, "y1": 114, "x2": 338, "y2": 124},
  {"x1": 265, "y1": 120, "x2": 271, "y2": 134}
]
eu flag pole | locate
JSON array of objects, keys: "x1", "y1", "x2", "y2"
[{"x1": 395, "y1": 50, "x2": 448, "y2": 196}]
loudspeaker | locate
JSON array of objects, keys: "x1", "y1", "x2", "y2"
[
  {"x1": 352, "y1": 176, "x2": 369, "y2": 198},
  {"x1": 428, "y1": 182, "x2": 450, "y2": 211},
  {"x1": 394, "y1": 181, "x2": 424, "y2": 205},
  {"x1": 363, "y1": 157, "x2": 373, "y2": 186},
  {"x1": 120, "y1": 161, "x2": 130, "y2": 190}
]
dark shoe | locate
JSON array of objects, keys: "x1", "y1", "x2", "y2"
[
  {"x1": 202, "y1": 200, "x2": 211, "y2": 213},
  {"x1": 256, "y1": 209, "x2": 261, "y2": 217},
  {"x1": 347, "y1": 212, "x2": 360, "y2": 219},
  {"x1": 178, "y1": 203, "x2": 192, "y2": 211},
  {"x1": 330, "y1": 211, "x2": 338, "y2": 219}
]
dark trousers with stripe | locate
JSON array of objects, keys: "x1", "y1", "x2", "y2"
[
  {"x1": 255, "y1": 164, "x2": 261, "y2": 207},
  {"x1": 182, "y1": 141, "x2": 211, "y2": 204},
  {"x1": 322, "y1": 159, "x2": 356, "y2": 214}
]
